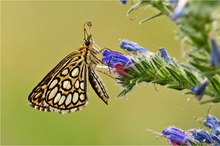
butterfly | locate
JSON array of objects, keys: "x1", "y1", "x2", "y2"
[{"x1": 28, "y1": 22, "x2": 109, "y2": 114}]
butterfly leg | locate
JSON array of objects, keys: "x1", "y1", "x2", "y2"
[{"x1": 95, "y1": 68, "x2": 115, "y2": 79}]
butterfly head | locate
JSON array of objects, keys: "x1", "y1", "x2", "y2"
[{"x1": 84, "y1": 34, "x2": 93, "y2": 46}]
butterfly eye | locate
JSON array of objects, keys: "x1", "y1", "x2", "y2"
[{"x1": 84, "y1": 39, "x2": 91, "y2": 46}]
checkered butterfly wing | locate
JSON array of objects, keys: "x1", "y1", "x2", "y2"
[{"x1": 28, "y1": 48, "x2": 89, "y2": 114}]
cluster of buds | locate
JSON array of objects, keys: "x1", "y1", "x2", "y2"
[{"x1": 150, "y1": 114, "x2": 220, "y2": 145}]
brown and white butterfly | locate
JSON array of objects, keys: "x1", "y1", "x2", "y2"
[{"x1": 28, "y1": 22, "x2": 109, "y2": 114}]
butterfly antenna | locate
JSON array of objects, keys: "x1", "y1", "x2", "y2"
[{"x1": 84, "y1": 21, "x2": 93, "y2": 45}]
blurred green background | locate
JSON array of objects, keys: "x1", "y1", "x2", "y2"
[{"x1": 2, "y1": 1, "x2": 220, "y2": 145}]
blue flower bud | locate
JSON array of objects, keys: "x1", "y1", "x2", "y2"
[
  {"x1": 172, "y1": 0, "x2": 188, "y2": 20},
  {"x1": 120, "y1": 0, "x2": 127, "y2": 5},
  {"x1": 120, "y1": 40, "x2": 148, "y2": 53},
  {"x1": 159, "y1": 48, "x2": 170, "y2": 62},
  {"x1": 190, "y1": 78, "x2": 210, "y2": 100},
  {"x1": 210, "y1": 38, "x2": 220, "y2": 67}
]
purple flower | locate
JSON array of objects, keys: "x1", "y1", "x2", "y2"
[
  {"x1": 210, "y1": 38, "x2": 220, "y2": 67},
  {"x1": 120, "y1": 40, "x2": 148, "y2": 53},
  {"x1": 162, "y1": 127, "x2": 193, "y2": 145},
  {"x1": 102, "y1": 49, "x2": 133, "y2": 68},
  {"x1": 190, "y1": 129, "x2": 212, "y2": 144},
  {"x1": 159, "y1": 48, "x2": 170, "y2": 62},
  {"x1": 204, "y1": 114, "x2": 220, "y2": 135},
  {"x1": 190, "y1": 78, "x2": 210, "y2": 100},
  {"x1": 120, "y1": 0, "x2": 127, "y2": 5},
  {"x1": 102, "y1": 49, "x2": 134, "y2": 78},
  {"x1": 171, "y1": 0, "x2": 188, "y2": 20}
]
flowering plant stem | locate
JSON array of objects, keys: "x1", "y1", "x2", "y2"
[
  {"x1": 116, "y1": 53, "x2": 220, "y2": 104},
  {"x1": 115, "y1": 0, "x2": 220, "y2": 104}
]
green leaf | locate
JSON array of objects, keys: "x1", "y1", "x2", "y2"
[
  {"x1": 167, "y1": 85, "x2": 185, "y2": 90},
  {"x1": 183, "y1": 69, "x2": 198, "y2": 85},
  {"x1": 139, "y1": 12, "x2": 163, "y2": 24},
  {"x1": 127, "y1": 1, "x2": 149, "y2": 15}
]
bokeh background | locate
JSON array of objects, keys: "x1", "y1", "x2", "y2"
[{"x1": 2, "y1": 1, "x2": 220, "y2": 145}]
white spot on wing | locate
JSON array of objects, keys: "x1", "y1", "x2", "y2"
[
  {"x1": 49, "y1": 79, "x2": 58, "y2": 89},
  {"x1": 58, "y1": 95, "x2": 66, "y2": 105},
  {"x1": 48, "y1": 86, "x2": 58, "y2": 100},
  {"x1": 65, "y1": 93, "x2": 72, "y2": 106},
  {"x1": 61, "y1": 68, "x2": 69, "y2": 76},
  {"x1": 62, "y1": 80, "x2": 72, "y2": 90},
  {"x1": 72, "y1": 92, "x2": 79, "y2": 104},
  {"x1": 80, "y1": 82, "x2": 85, "y2": 90},
  {"x1": 71, "y1": 67, "x2": 79, "y2": 78},
  {"x1": 54, "y1": 93, "x2": 61, "y2": 103},
  {"x1": 74, "y1": 80, "x2": 79, "y2": 89},
  {"x1": 79, "y1": 93, "x2": 85, "y2": 101}
]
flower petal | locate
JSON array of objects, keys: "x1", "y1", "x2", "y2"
[
  {"x1": 162, "y1": 127, "x2": 187, "y2": 144},
  {"x1": 212, "y1": 134, "x2": 220, "y2": 144},
  {"x1": 190, "y1": 129, "x2": 212, "y2": 144},
  {"x1": 102, "y1": 49, "x2": 133, "y2": 68},
  {"x1": 204, "y1": 114, "x2": 220, "y2": 135}
]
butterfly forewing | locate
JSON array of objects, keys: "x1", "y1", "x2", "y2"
[
  {"x1": 28, "y1": 51, "x2": 78, "y2": 111},
  {"x1": 88, "y1": 66, "x2": 109, "y2": 104}
]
